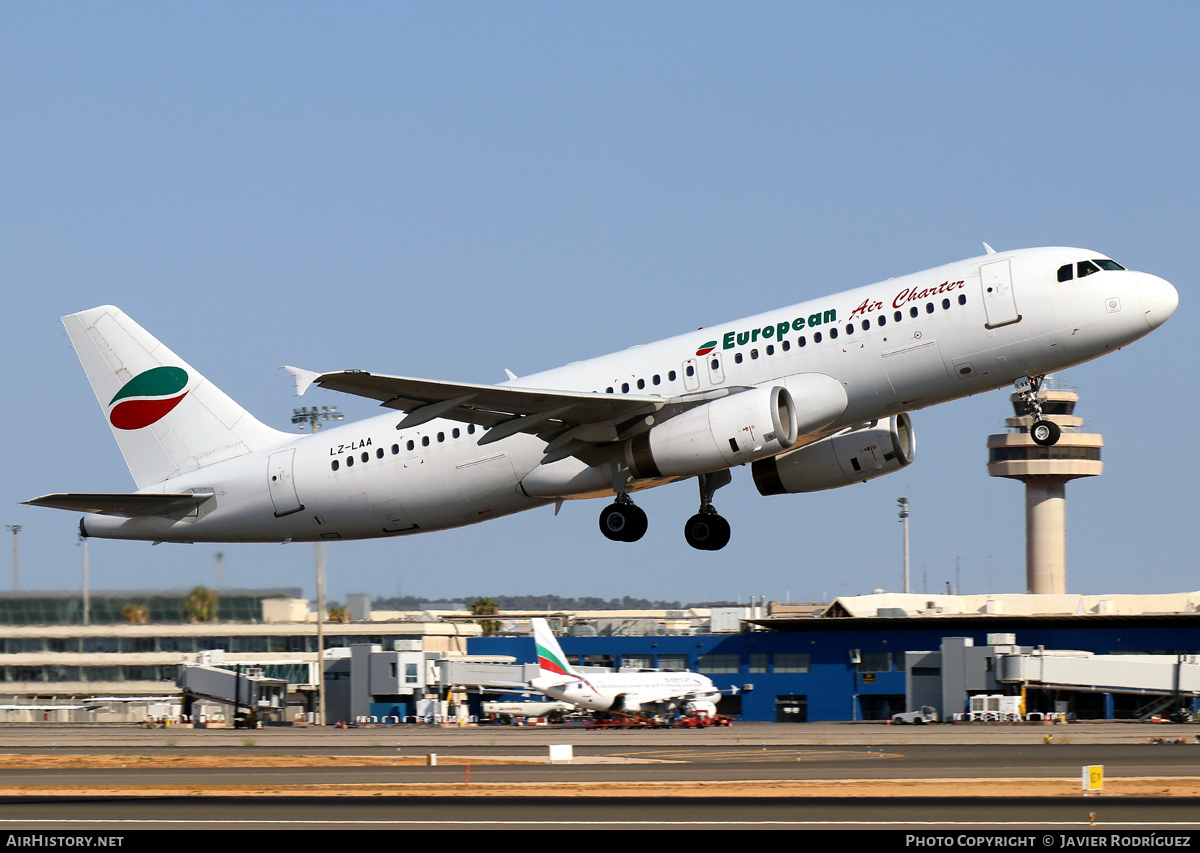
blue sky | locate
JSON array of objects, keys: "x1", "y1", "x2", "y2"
[{"x1": 2, "y1": 3, "x2": 1196, "y2": 605}]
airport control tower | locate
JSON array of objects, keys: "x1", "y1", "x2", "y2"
[{"x1": 986, "y1": 382, "x2": 1103, "y2": 595}]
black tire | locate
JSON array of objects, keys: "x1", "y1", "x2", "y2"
[
  {"x1": 707, "y1": 514, "x2": 731, "y2": 550},
  {"x1": 1030, "y1": 419, "x2": 1061, "y2": 446},
  {"x1": 684, "y1": 513, "x2": 730, "y2": 550},
  {"x1": 623, "y1": 504, "x2": 648, "y2": 542},
  {"x1": 600, "y1": 503, "x2": 647, "y2": 542}
]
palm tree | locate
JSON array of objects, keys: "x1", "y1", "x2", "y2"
[
  {"x1": 183, "y1": 586, "x2": 218, "y2": 623},
  {"x1": 120, "y1": 603, "x2": 149, "y2": 624},
  {"x1": 470, "y1": 597, "x2": 501, "y2": 635}
]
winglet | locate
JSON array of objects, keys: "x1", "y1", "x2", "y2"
[{"x1": 284, "y1": 365, "x2": 322, "y2": 397}]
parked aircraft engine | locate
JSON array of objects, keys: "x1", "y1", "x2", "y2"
[
  {"x1": 751, "y1": 413, "x2": 915, "y2": 495},
  {"x1": 683, "y1": 699, "x2": 718, "y2": 717},
  {"x1": 624, "y1": 386, "x2": 799, "y2": 479}
]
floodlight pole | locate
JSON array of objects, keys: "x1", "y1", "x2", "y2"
[
  {"x1": 897, "y1": 498, "x2": 910, "y2": 594},
  {"x1": 77, "y1": 534, "x2": 89, "y2": 626},
  {"x1": 6, "y1": 525, "x2": 21, "y2": 592},
  {"x1": 292, "y1": 406, "x2": 342, "y2": 727}
]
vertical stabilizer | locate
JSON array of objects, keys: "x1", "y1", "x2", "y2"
[
  {"x1": 532, "y1": 618, "x2": 578, "y2": 678},
  {"x1": 63, "y1": 305, "x2": 290, "y2": 489}
]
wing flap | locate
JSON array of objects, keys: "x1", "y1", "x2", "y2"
[{"x1": 286, "y1": 367, "x2": 666, "y2": 432}]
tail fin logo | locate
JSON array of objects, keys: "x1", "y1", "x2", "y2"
[
  {"x1": 108, "y1": 366, "x2": 190, "y2": 430},
  {"x1": 536, "y1": 641, "x2": 573, "y2": 677}
]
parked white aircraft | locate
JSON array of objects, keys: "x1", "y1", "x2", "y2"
[
  {"x1": 528, "y1": 619, "x2": 723, "y2": 717},
  {"x1": 26, "y1": 246, "x2": 1177, "y2": 550}
]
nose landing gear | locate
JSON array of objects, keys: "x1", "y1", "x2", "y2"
[{"x1": 1017, "y1": 375, "x2": 1062, "y2": 447}]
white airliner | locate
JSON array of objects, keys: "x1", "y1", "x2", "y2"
[
  {"x1": 528, "y1": 619, "x2": 723, "y2": 718},
  {"x1": 26, "y1": 246, "x2": 1177, "y2": 550}
]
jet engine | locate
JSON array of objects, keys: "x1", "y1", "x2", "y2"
[
  {"x1": 624, "y1": 385, "x2": 799, "y2": 479},
  {"x1": 752, "y1": 413, "x2": 915, "y2": 495},
  {"x1": 683, "y1": 699, "x2": 718, "y2": 717}
]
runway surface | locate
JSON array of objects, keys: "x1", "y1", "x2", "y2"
[{"x1": 0, "y1": 722, "x2": 1196, "y2": 830}]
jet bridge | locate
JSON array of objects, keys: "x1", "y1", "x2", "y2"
[
  {"x1": 906, "y1": 638, "x2": 1200, "y2": 722},
  {"x1": 998, "y1": 650, "x2": 1200, "y2": 698},
  {"x1": 177, "y1": 661, "x2": 289, "y2": 727}
]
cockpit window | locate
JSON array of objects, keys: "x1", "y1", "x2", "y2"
[
  {"x1": 1077, "y1": 260, "x2": 1100, "y2": 278},
  {"x1": 1057, "y1": 264, "x2": 1073, "y2": 282},
  {"x1": 1095, "y1": 259, "x2": 1125, "y2": 271}
]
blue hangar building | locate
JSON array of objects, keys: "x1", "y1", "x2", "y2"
[{"x1": 468, "y1": 594, "x2": 1200, "y2": 722}]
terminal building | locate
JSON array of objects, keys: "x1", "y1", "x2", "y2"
[{"x1": 0, "y1": 589, "x2": 1196, "y2": 725}]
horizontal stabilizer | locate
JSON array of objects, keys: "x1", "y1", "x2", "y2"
[
  {"x1": 23, "y1": 492, "x2": 214, "y2": 517},
  {"x1": 530, "y1": 674, "x2": 576, "y2": 691}
]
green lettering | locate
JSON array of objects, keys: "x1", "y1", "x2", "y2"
[
  {"x1": 762, "y1": 324, "x2": 774, "y2": 339},
  {"x1": 792, "y1": 317, "x2": 805, "y2": 331},
  {"x1": 723, "y1": 331, "x2": 736, "y2": 349},
  {"x1": 751, "y1": 328, "x2": 760, "y2": 342},
  {"x1": 777, "y1": 321, "x2": 790, "y2": 340},
  {"x1": 808, "y1": 313, "x2": 821, "y2": 327},
  {"x1": 823, "y1": 309, "x2": 837, "y2": 323},
  {"x1": 737, "y1": 331, "x2": 750, "y2": 346}
]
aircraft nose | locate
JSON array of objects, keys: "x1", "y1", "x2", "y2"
[{"x1": 1139, "y1": 273, "x2": 1178, "y2": 330}]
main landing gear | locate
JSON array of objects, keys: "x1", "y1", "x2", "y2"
[
  {"x1": 599, "y1": 497, "x2": 648, "y2": 543},
  {"x1": 597, "y1": 469, "x2": 732, "y2": 550},
  {"x1": 1018, "y1": 375, "x2": 1061, "y2": 447},
  {"x1": 684, "y1": 470, "x2": 732, "y2": 552}
]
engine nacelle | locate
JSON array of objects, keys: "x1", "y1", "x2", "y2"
[
  {"x1": 625, "y1": 386, "x2": 799, "y2": 479},
  {"x1": 752, "y1": 413, "x2": 915, "y2": 495}
]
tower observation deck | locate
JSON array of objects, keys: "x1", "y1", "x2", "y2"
[{"x1": 986, "y1": 383, "x2": 1102, "y2": 595}]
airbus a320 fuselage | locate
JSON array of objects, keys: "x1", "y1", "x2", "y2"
[{"x1": 27, "y1": 246, "x2": 1178, "y2": 550}]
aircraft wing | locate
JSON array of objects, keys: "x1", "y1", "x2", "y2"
[
  {"x1": 22, "y1": 492, "x2": 213, "y2": 517},
  {"x1": 285, "y1": 366, "x2": 730, "y2": 458}
]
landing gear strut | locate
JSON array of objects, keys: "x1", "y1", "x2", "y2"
[
  {"x1": 685, "y1": 471, "x2": 732, "y2": 551},
  {"x1": 1017, "y1": 375, "x2": 1061, "y2": 447}
]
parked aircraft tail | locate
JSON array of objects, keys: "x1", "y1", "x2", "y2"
[
  {"x1": 62, "y1": 306, "x2": 290, "y2": 489},
  {"x1": 533, "y1": 618, "x2": 578, "y2": 679}
]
